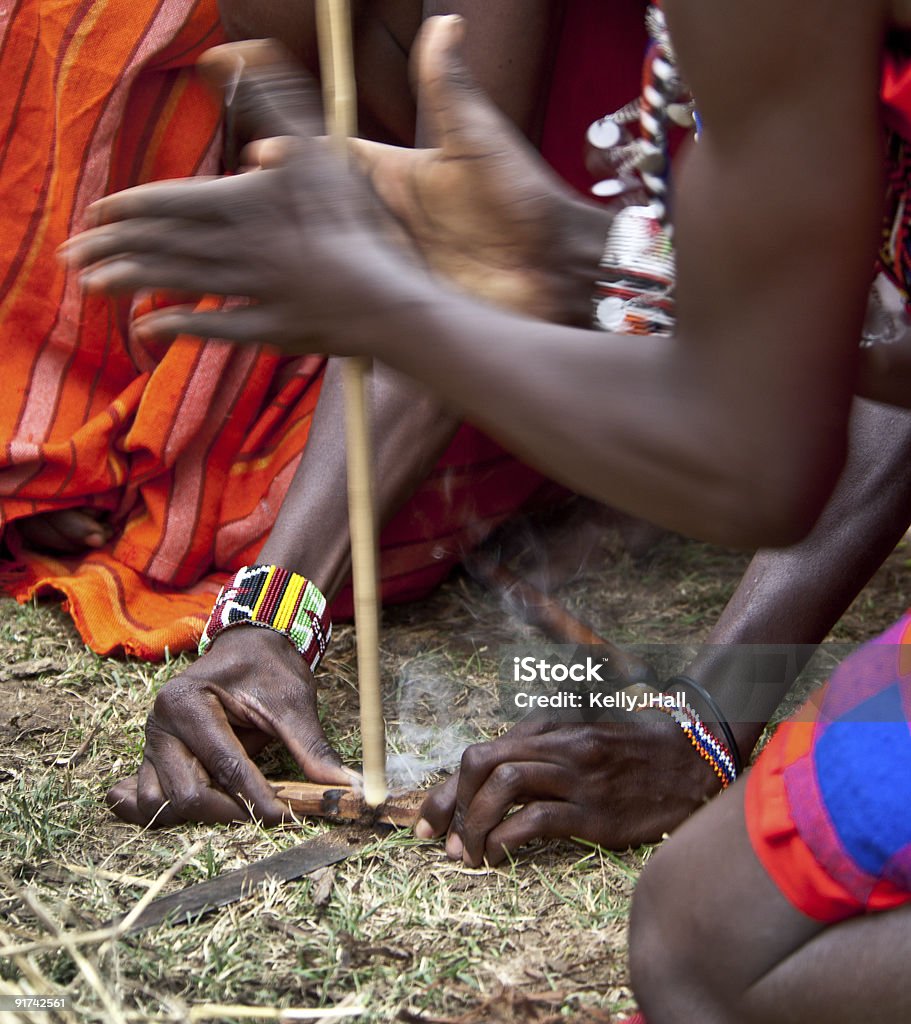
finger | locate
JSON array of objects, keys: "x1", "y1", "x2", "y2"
[
  {"x1": 421, "y1": 727, "x2": 585, "y2": 847},
  {"x1": 14, "y1": 517, "x2": 81, "y2": 554},
  {"x1": 272, "y1": 705, "x2": 355, "y2": 788},
  {"x1": 455, "y1": 762, "x2": 571, "y2": 867},
  {"x1": 242, "y1": 134, "x2": 336, "y2": 171},
  {"x1": 18, "y1": 508, "x2": 111, "y2": 551},
  {"x1": 105, "y1": 775, "x2": 178, "y2": 826},
  {"x1": 56, "y1": 509, "x2": 111, "y2": 548},
  {"x1": 198, "y1": 40, "x2": 323, "y2": 143},
  {"x1": 141, "y1": 726, "x2": 251, "y2": 825},
  {"x1": 154, "y1": 694, "x2": 294, "y2": 825},
  {"x1": 84, "y1": 177, "x2": 221, "y2": 227},
  {"x1": 130, "y1": 305, "x2": 293, "y2": 346},
  {"x1": 482, "y1": 801, "x2": 587, "y2": 866},
  {"x1": 132, "y1": 760, "x2": 187, "y2": 827},
  {"x1": 78, "y1": 255, "x2": 256, "y2": 300},
  {"x1": 106, "y1": 770, "x2": 184, "y2": 827},
  {"x1": 415, "y1": 15, "x2": 516, "y2": 157},
  {"x1": 241, "y1": 136, "x2": 297, "y2": 170},
  {"x1": 61, "y1": 219, "x2": 225, "y2": 270},
  {"x1": 450, "y1": 727, "x2": 563, "y2": 818},
  {"x1": 415, "y1": 774, "x2": 459, "y2": 838},
  {"x1": 208, "y1": 672, "x2": 356, "y2": 788},
  {"x1": 83, "y1": 169, "x2": 280, "y2": 229}
]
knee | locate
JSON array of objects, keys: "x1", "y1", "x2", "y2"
[
  {"x1": 629, "y1": 844, "x2": 686, "y2": 1021},
  {"x1": 629, "y1": 843, "x2": 732, "y2": 1024}
]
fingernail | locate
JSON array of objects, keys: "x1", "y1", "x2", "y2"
[
  {"x1": 445, "y1": 833, "x2": 463, "y2": 860},
  {"x1": 131, "y1": 317, "x2": 155, "y2": 339},
  {"x1": 443, "y1": 14, "x2": 466, "y2": 38},
  {"x1": 414, "y1": 817, "x2": 434, "y2": 839}
]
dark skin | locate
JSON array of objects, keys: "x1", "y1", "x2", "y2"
[
  {"x1": 64, "y1": 9, "x2": 911, "y2": 1014},
  {"x1": 216, "y1": 0, "x2": 560, "y2": 147},
  {"x1": 64, "y1": 10, "x2": 883, "y2": 544},
  {"x1": 108, "y1": 361, "x2": 462, "y2": 825},
  {"x1": 14, "y1": 0, "x2": 558, "y2": 553},
  {"x1": 416, "y1": 395, "x2": 911, "y2": 863},
  {"x1": 100, "y1": 2, "x2": 598, "y2": 827},
  {"x1": 62, "y1": 4, "x2": 896, "y2": 868},
  {"x1": 629, "y1": 780, "x2": 911, "y2": 1023}
]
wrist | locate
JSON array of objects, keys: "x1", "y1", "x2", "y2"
[
  {"x1": 645, "y1": 710, "x2": 725, "y2": 806},
  {"x1": 556, "y1": 196, "x2": 614, "y2": 327},
  {"x1": 329, "y1": 255, "x2": 439, "y2": 361}
]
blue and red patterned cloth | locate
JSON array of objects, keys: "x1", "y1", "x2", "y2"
[{"x1": 747, "y1": 613, "x2": 911, "y2": 922}]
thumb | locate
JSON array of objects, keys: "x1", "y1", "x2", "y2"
[
  {"x1": 199, "y1": 40, "x2": 323, "y2": 158},
  {"x1": 414, "y1": 15, "x2": 511, "y2": 156},
  {"x1": 272, "y1": 695, "x2": 359, "y2": 788}
]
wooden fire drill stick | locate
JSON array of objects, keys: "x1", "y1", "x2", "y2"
[
  {"x1": 272, "y1": 781, "x2": 422, "y2": 827},
  {"x1": 316, "y1": 0, "x2": 387, "y2": 807}
]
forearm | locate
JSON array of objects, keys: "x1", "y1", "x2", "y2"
[
  {"x1": 355, "y1": 268, "x2": 839, "y2": 550},
  {"x1": 257, "y1": 356, "x2": 458, "y2": 598},
  {"x1": 684, "y1": 398, "x2": 911, "y2": 752}
]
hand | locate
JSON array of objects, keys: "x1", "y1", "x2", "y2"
[
  {"x1": 61, "y1": 18, "x2": 609, "y2": 350},
  {"x1": 106, "y1": 627, "x2": 355, "y2": 826},
  {"x1": 61, "y1": 40, "x2": 413, "y2": 353},
  {"x1": 345, "y1": 15, "x2": 609, "y2": 325},
  {"x1": 415, "y1": 715, "x2": 719, "y2": 866}
]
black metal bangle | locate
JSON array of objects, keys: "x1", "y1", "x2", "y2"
[{"x1": 664, "y1": 674, "x2": 743, "y2": 776}]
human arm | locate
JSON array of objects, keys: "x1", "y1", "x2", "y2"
[
  {"x1": 107, "y1": 356, "x2": 462, "y2": 826},
  {"x1": 680, "y1": 396, "x2": 911, "y2": 755},
  {"x1": 418, "y1": 395, "x2": 911, "y2": 862},
  {"x1": 65, "y1": 6, "x2": 886, "y2": 548},
  {"x1": 105, "y1": 4, "x2": 575, "y2": 827}
]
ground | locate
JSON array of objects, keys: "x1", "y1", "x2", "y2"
[{"x1": 2, "y1": 501, "x2": 910, "y2": 1023}]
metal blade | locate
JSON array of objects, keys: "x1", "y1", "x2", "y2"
[{"x1": 107, "y1": 833, "x2": 363, "y2": 935}]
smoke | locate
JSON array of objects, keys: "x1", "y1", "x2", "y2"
[{"x1": 384, "y1": 655, "x2": 479, "y2": 790}]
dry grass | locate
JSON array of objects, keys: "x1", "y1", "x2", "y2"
[{"x1": 2, "y1": 502, "x2": 909, "y2": 1023}]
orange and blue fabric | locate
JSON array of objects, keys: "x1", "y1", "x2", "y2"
[
  {"x1": 0, "y1": 0, "x2": 553, "y2": 659},
  {"x1": 746, "y1": 612, "x2": 911, "y2": 923}
]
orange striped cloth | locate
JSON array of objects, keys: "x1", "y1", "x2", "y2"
[{"x1": 0, "y1": 0, "x2": 553, "y2": 659}]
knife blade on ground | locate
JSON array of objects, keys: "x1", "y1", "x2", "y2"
[{"x1": 106, "y1": 832, "x2": 365, "y2": 935}]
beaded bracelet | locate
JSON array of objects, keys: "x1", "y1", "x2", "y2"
[
  {"x1": 664, "y1": 674, "x2": 744, "y2": 776},
  {"x1": 642, "y1": 698, "x2": 738, "y2": 790},
  {"x1": 199, "y1": 564, "x2": 332, "y2": 671}
]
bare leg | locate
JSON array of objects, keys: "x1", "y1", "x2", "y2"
[{"x1": 630, "y1": 783, "x2": 911, "y2": 1024}]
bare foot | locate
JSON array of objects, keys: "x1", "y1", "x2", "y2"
[{"x1": 14, "y1": 508, "x2": 112, "y2": 554}]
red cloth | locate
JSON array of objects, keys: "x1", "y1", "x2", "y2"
[
  {"x1": 882, "y1": 50, "x2": 911, "y2": 141},
  {"x1": 540, "y1": 1, "x2": 648, "y2": 194},
  {"x1": 0, "y1": 0, "x2": 557, "y2": 658}
]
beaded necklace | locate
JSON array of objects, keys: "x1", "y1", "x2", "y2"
[
  {"x1": 592, "y1": 5, "x2": 911, "y2": 344},
  {"x1": 590, "y1": 4, "x2": 690, "y2": 336}
]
